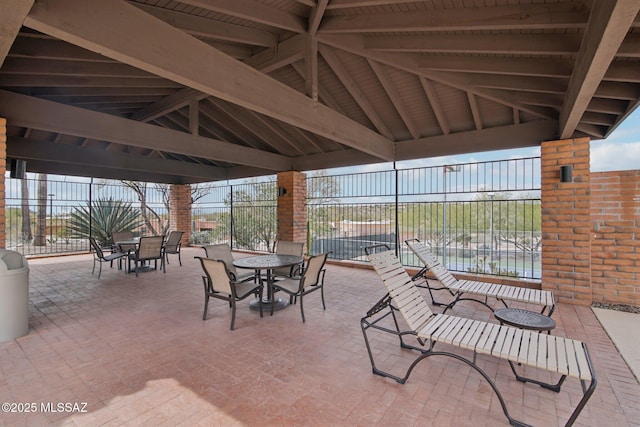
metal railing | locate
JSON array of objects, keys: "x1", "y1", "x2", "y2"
[
  {"x1": 307, "y1": 157, "x2": 541, "y2": 279},
  {"x1": 4, "y1": 157, "x2": 541, "y2": 278}
]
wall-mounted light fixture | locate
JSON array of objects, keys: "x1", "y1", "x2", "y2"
[
  {"x1": 9, "y1": 159, "x2": 26, "y2": 179},
  {"x1": 560, "y1": 165, "x2": 573, "y2": 183},
  {"x1": 278, "y1": 186, "x2": 287, "y2": 197}
]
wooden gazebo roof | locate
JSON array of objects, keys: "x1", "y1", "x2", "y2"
[{"x1": 1, "y1": 0, "x2": 639, "y2": 183}]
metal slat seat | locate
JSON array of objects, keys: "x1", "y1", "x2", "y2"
[
  {"x1": 360, "y1": 248, "x2": 596, "y2": 427},
  {"x1": 406, "y1": 239, "x2": 556, "y2": 316}
]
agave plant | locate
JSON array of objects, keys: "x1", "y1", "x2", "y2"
[{"x1": 68, "y1": 198, "x2": 144, "y2": 247}]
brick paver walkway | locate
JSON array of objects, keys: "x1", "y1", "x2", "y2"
[{"x1": 1, "y1": 247, "x2": 638, "y2": 426}]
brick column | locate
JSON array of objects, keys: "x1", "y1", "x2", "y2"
[
  {"x1": 169, "y1": 184, "x2": 191, "y2": 245},
  {"x1": 541, "y1": 137, "x2": 591, "y2": 305},
  {"x1": 0, "y1": 118, "x2": 6, "y2": 249},
  {"x1": 276, "y1": 171, "x2": 307, "y2": 249}
]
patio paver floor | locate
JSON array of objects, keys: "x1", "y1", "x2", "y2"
[{"x1": 1, "y1": 247, "x2": 638, "y2": 426}]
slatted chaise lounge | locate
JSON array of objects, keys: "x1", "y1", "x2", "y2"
[
  {"x1": 406, "y1": 239, "x2": 555, "y2": 316},
  {"x1": 362, "y1": 246, "x2": 596, "y2": 427}
]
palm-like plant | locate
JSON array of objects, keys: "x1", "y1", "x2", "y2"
[{"x1": 68, "y1": 198, "x2": 144, "y2": 247}]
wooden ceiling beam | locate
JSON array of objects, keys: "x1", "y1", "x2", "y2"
[
  {"x1": 0, "y1": 0, "x2": 34, "y2": 67},
  {"x1": 419, "y1": 77, "x2": 450, "y2": 135},
  {"x1": 7, "y1": 137, "x2": 229, "y2": 181},
  {"x1": 319, "y1": 34, "x2": 557, "y2": 120},
  {"x1": 23, "y1": 0, "x2": 394, "y2": 161},
  {"x1": 559, "y1": 0, "x2": 640, "y2": 138},
  {"x1": 320, "y1": 2, "x2": 590, "y2": 32},
  {"x1": 416, "y1": 55, "x2": 573, "y2": 78},
  {"x1": 0, "y1": 89, "x2": 292, "y2": 171},
  {"x1": 395, "y1": 120, "x2": 559, "y2": 161},
  {"x1": 133, "y1": 3, "x2": 275, "y2": 47},
  {"x1": 177, "y1": 0, "x2": 306, "y2": 33},
  {"x1": 368, "y1": 59, "x2": 420, "y2": 139},
  {"x1": 365, "y1": 33, "x2": 581, "y2": 56},
  {"x1": 319, "y1": 45, "x2": 393, "y2": 139}
]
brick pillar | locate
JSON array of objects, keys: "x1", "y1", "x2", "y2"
[
  {"x1": 169, "y1": 184, "x2": 191, "y2": 245},
  {"x1": 276, "y1": 171, "x2": 307, "y2": 248},
  {"x1": 0, "y1": 118, "x2": 6, "y2": 249},
  {"x1": 541, "y1": 137, "x2": 591, "y2": 305}
]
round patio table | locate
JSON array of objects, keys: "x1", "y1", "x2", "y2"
[
  {"x1": 494, "y1": 308, "x2": 556, "y2": 333},
  {"x1": 233, "y1": 254, "x2": 304, "y2": 312}
]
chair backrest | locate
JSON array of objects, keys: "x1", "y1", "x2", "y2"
[
  {"x1": 112, "y1": 231, "x2": 133, "y2": 244},
  {"x1": 301, "y1": 252, "x2": 328, "y2": 289},
  {"x1": 406, "y1": 239, "x2": 458, "y2": 288},
  {"x1": 276, "y1": 241, "x2": 304, "y2": 257},
  {"x1": 367, "y1": 249, "x2": 435, "y2": 332},
  {"x1": 137, "y1": 236, "x2": 164, "y2": 260},
  {"x1": 203, "y1": 244, "x2": 239, "y2": 275},
  {"x1": 164, "y1": 231, "x2": 183, "y2": 250},
  {"x1": 198, "y1": 257, "x2": 233, "y2": 295},
  {"x1": 89, "y1": 237, "x2": 105, "y2": 259}
]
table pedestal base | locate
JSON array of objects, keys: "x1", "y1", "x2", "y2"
[{"x1": 250, "y1": 297, "x2": 289, "y2": 312}]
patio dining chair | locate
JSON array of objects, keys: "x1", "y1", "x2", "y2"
[
  {"x1": 128, "y1": 235, "x2": 165, "y2": 277},
  {"x1": 270, "y1": 252, "x2": 329, "y2": 322},
  {"x1": 112, "y1": 230, "x2": 136, "y2": 255},
  {"x1": 196, "y1": 257, "x2": 263, "y2": 330},
  {"x1": 272, "y1": 240, "x2": 304, "y2": 278},
  {"x1": 163, "y1": 230, "x2": 184, "y2": 266},
  {"x1": 89, "y1": 236, "x2": 127, "y2": 279},
  {"x1": 202, "y1": 244, "x2": 256, "y2": 283}
]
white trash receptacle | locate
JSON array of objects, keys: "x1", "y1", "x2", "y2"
[{"x1": 0, "y1": 249, "x2": 29, "y2": 342}]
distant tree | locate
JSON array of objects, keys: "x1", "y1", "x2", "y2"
[
  {"x1": 306, "y1": 171, "x2": 339, "y2": 240},
  {"x1": 121, "y1": 181, "x2": 170, "y2": 236},
  {"x1": 228, "y1": 179, "x2": 277, "y2": 252}
]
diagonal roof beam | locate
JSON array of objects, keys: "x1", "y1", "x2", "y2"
[
  {"x1": 319, "y1": 34, "x2": 556, "y2": 120},
  {"x1": 559, "y1": 0, "x2": 640, "y2": 138},
  {"x1": 0, "y1": 0, "x2": 34, "y2": 67},
  {"x1": 367, "y1": 59, "x2": 420, "y2": 139},
  {"x1": 243, "y1": 34, "x2": 306, "y2": 72},
  {"x1": 137, "y1": 35, "x2": 307, "y2": 123},
  {"x1": 0, "y1": 90, "x2": 291, "y2": 171},
  {"x1": 419, "y1": 77, "x2": 450, "y2": 135},
  {"x1": 319, "y1": 45, "x2": 393, "y2": 139},
  {"x1": 132, "y1": 88, "x2": 207, "y2": 122},
  {"x1": 24, "y1": 0, "x2": 393, "y2": 161}
]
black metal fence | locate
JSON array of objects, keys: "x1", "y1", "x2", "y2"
[
  {"x1": 307, "y1": 157, "x2": 541, "y2": 279},
  {"x1": 191, "y1": 179, "x2": 277, "y2": 253},
  {"x1": 4, "y1": 177, "x2": 168, "y2": 255},
  {"x1": 4, "y1": 157, "x2": 541, "y2": 278}
]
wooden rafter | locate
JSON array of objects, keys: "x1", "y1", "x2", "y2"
[{"x1": 24, "y1": 0, "x2": 394, "y2": 161}]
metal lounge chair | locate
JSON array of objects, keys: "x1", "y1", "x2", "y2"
[
  {"x1": 89, "y1": 236, "x2": 127, "y2": 278},
  {"x1": 202, "y1": 244, "x2": 256, "y2": 283},
  {"x1": 163, "y1": 230, "x2": 184, "y2": 266},
  {"x1": 270, "y1": 252, "x2": 328, "y2": 322},
  {"x1": 406, "y1": 239, "x2": 555, "y2": 316},
  {"x1": 362, "y1": 245, "x2": 596, "y2": 427},
  {"x1": 196, "y1": 257, "x2": 263, "y2": 330}
]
